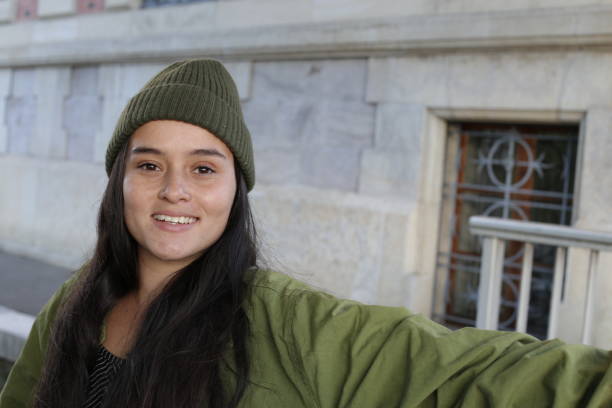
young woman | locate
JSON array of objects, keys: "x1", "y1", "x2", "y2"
[{"x1": 1, "y1": 59, "x2": 611, "y2": 408}]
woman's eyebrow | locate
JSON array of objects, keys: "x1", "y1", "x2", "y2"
[
  {"x1": 132, "y1": 146, "x2": 162, "y2": 155},
  {"x1": 190, "y1": 149, "x2": 227, "y2": 160},
  {"x1": 131, "y1": 146, "x2": 226, "y2": 160}
]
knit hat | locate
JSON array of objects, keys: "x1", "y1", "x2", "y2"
[{"x1": 105, "y1": 59, "x2": 255, "y2": 191}]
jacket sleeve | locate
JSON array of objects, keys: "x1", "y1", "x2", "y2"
[
  {"x1": 0, "y1": 276, "x2": 77, "y2": 408},
  {"x1": 286, "y1": 291, "x2": 612, "y2": 408}
]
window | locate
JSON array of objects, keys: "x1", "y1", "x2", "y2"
[
  {"x1": 142, "y1": 0, "x2": 215, "y2": 8},
  {"x1": 434, "y1": 122, "x2": 579, "y2": 339},
  {"x1": 16, "y1": 0, "x2": 37, "y2": 21},
  {"x1": 77, "y1": 0, "x2": 104, "y2": 14}
]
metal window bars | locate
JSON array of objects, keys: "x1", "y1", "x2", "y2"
[{"x1": 434, "y1": 123, "x2": 579, "y2": 338}]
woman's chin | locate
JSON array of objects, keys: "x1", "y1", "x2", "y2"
[
  {"x1": 158, "y1": 252, "x2": 200, "y2": 264},
  {"x1": 143, "y1": 248, "x2": 203, "y2": 267}
]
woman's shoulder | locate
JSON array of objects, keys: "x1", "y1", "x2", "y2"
[
  {"x1": 0, "y1": 267, "x2": 85, "y2": 406},
  {"x1": 46, "y1": 267, "x2": 85, "y2": 309},
  {"x1": 246, "y1": 268, "x2": 340, "y2": 306},
  {"x1": 247, "y1": 268, "x2": 410, "y2": 310},
  {"x1": 35, "y1": 266, "x2": 82, "y2": 315},
  {"x1": 27, "y1": 267, "x2": 85, "y2": 342},
  {"x1": 245, "y1": 268, "x2": 415, "y2": 329},
  {"x1": 248, "y1": 269, "x2": 319, "y2": 293}
]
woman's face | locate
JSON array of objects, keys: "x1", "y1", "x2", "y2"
[{"x1": 123, "y1": 120, "x2": 237, "y2": 273}]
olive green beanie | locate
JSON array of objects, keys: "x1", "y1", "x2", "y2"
[{"x1": 105, "y1": 59, "x2": 255, "y2": 191}]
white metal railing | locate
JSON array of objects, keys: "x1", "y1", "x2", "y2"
[{"x1": 469, "y1": 216, "x2": 612, "y2": 345}]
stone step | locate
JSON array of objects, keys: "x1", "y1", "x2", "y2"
[
  {"x1": 0, "y1": 250, "x2": 72, "y2": 362},
  {"x1": 0, "y1": 305, "x2": 34, "y2": 362}
]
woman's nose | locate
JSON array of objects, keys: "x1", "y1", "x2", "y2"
[{"x1": 158, "y1": 171, "x2": 192, "y2": 202}]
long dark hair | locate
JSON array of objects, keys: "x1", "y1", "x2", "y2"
[{"x1": 33, "y1": 141, "x2": 257, "y2": 407}]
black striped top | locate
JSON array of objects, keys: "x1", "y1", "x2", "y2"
[{"x1": 83, "y1": 346, "x2": 125, "y2": 408}]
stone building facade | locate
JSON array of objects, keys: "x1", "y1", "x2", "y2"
[{"x1": 1, "y1": 0, "x2": 611, "y2": 347}]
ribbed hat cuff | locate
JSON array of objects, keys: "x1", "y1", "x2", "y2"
[{"x1": 106, "y1": 84, "x2": 254, "y2": 190}]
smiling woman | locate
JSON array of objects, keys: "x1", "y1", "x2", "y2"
[
  {"x1": 1, "y1": 59, "x2": 257, "y2": 408},
  {"x1": 1, "y1": 60, "x2": 612, "y2": 408},
  {"x1": 124, "y1": 121, "x2": 237, "y2": 286},
  {"x1": 103, "y1": 121, "x2": 240, "y2": 361}
]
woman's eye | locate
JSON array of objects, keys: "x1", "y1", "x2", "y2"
[
  {"x1": 138, "y1": 163, "x2": 159, "y2": 171},
  {"x1": 195, "y1": 166, "x2": 214, "y2": 174}
]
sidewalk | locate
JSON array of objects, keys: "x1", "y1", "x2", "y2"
[{"x1": 0, "y1": 251, "x2": 72, "y2": 361}]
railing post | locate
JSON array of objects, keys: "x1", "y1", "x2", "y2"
[
  {"x1": 476, "y1": 237, "x2": 506, "y2": 330},
  {"x1": 470, "y1": 216, "x2": 612, "y2": 343},
  {"x1": 581, "y1": 250, "x2": 600, "y2": 345},
  {"x1": 516, "y1": 243, "x2": 534, "y2": 333},
  {"x1": 547, "y1": 247, "x2": 566, "y2": 340}
]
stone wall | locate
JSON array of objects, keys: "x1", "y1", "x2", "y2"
[{"x1": 0, "y1": 58, "x2": 420, "y2": 310}]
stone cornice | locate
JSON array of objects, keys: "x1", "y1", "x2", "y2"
[{"x1": 2, "y1": 4, "x2": 612, "y2": 67}]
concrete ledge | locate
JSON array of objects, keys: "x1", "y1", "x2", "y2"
[
  {"x1": 0, "y1": 306, "x2": 34, "y2": 362},
  {"x1": 3, "y1": 4, "x2": 612, "y2": 67}
]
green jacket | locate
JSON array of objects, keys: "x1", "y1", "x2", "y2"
[{"x1": 1, "y1": 269, "x2": 611, "y2": 407}]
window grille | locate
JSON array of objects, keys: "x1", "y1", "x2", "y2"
[{"x1": 434, "y1": 122, "x2": 579, "y2": 339}]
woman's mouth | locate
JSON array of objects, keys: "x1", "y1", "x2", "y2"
[{"x1": 152, "y1": 214, "x2": 199, "y2": 225}]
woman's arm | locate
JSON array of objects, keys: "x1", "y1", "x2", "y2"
[{"x1": 287, "y1": 291, "x2": 612, "y2": 408}]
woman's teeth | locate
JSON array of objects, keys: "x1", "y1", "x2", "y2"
[{"x1": 153, "y1": 214, "x2": 198, "y2": 225}]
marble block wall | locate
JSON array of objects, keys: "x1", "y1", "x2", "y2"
[
  {"x1": 1, "y1": 58, "x2": 612, "y2": 345},
  {"x1": 64, "y1": 66, "x2": 102, "y2": 161},
  {"x1": 244, "y1": 60, "x2": 375, "y2": 192},
  {"x1": 243, "y1": 60, "x2": 419, "y2": 306},
  {"x1": 0, "y1": 58, "x2": 421, "y2": 310},
  {"x1": 3, "y1": 52, "x2": 610, "y2": 344}
]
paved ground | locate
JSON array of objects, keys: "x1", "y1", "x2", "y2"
[
  {"x1": 0, "y1": 251, "x2": 72, "y2": 316},
  {"x1": 0, "y1": 358, "x2": 12, "y2": 390},
  {"x1": 0, "y1": 247, "x2": 72, "y2": 386}
]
